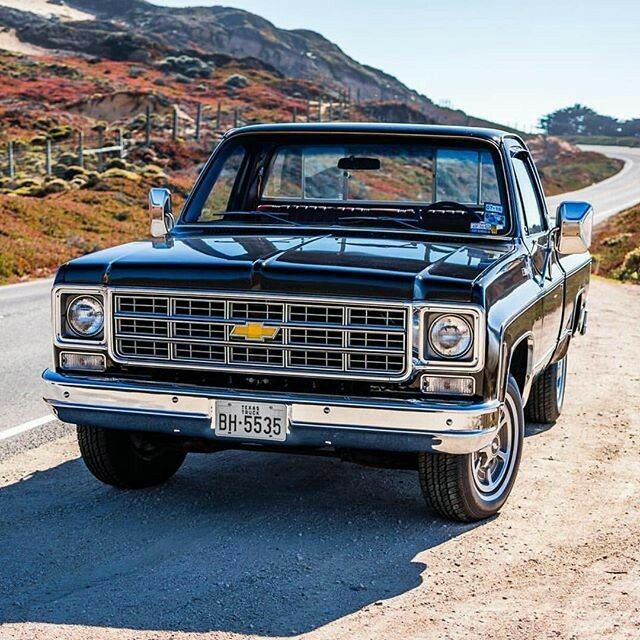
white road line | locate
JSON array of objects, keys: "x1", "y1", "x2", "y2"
[{"x1": 0, "y1": 414, "x2": 57, "y2": 441}]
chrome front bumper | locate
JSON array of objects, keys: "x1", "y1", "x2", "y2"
[{"x1": 42, "y1": 369, "x2": 502, "y2": 455}]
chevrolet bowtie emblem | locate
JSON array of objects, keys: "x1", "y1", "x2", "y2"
[{"x1": 230, "y1": 322, "x2": 280, "y2": 341}]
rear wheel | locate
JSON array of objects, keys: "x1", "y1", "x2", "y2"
[
  {"x1": 525, "y1": 355, "x2": 567, "y2": 424},
  {"x1": 418, "y1": 376, "x2": 524, "y2": 522},
  {"x1": 77, "y1": 425, "x2": 186, "y2": 489}
]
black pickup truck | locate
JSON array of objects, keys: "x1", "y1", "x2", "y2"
[{"x1": 43, "y1": 123, "x2": 593, "y2": 522}]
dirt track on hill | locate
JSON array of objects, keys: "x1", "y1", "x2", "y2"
[{"x1": 0, "y1": 276, "x2": 639, "y2": 640}]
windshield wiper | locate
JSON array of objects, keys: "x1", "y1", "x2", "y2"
[
  {"x1": 215, "y1": 211, "x2": 301, "y2": 227},
  {"x1": 336, "y1": 216, "x2": 426, "y2": 232}
]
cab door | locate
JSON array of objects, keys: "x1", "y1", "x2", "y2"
[{"x1": 511, "y1": 149, "x2": 564, "y2": 365}]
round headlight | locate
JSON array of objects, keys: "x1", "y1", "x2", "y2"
[
  {"x1": 428, "y1": 314, "x2": 472, "y2": 358},
  {"x1": 67, "y1": 296, "x2": 104, "y2": 337}
]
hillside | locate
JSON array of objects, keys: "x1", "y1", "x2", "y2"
[
  {"x1": 0, "y1": 0, "x2": 498, "y2": 128},
  {"x1": 0, "y1": 2, "x2": 625, "y2": 284},
  {"x1": 592, "y1": 204, "x2": 640, "y2": 283}
]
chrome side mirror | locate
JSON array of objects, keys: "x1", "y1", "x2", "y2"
[
  {"x1": 556, "y1": 201, "x2": 593, "y2": 255},
  {"x1": 149, "y1": 187, "x2": 175, "y2": 238}
]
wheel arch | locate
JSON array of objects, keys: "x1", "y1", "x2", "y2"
[{"x1": 504, "y1": 331, "x2": 534, "y2": 405}]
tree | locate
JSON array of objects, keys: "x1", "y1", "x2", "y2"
[{"x1": 539, "y1": 104, "x2": 627, "y2": 137}]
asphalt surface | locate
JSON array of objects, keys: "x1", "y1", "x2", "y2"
[
  {"x1": 0, "y1": 278, "x2": 54, "y2": 436},
  {"x1": 0, "y1": 144, "x2": 639, "y2": 444},
  {"x1": 547, "y1": 144, "x2": 640, "y2": 223}
]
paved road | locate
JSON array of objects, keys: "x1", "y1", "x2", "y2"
[
  {"x1": 0, "y1": 279, "x2": 54, "y2": 438},
  {"x1": 546, "y1": 145, "x2": 640, "y2": 223},
  {"x1": 0, "y1": 145, "x2": 639, "y2": 440},
  {"x1": 1, "y1": 277, "x2": 638, "y2": 640}
]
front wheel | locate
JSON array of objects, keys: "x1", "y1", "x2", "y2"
[
  {"x1": 418, "y1": 375, "x2": 524, "y2": 522},
  {"x1": 77, "y1": 425, "x2": 186, "y2": 489}
]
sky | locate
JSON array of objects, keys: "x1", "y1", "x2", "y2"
[{"x1": 152, "y1": 0, "x2": 639, "y2": 131}]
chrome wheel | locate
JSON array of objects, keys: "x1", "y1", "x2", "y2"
[
  {"x1": 555, "y1": 356, "x2": 567, "y2": 410},
  {"x1": 471, "y1": 393, "x2": 519, "y2": 500}
]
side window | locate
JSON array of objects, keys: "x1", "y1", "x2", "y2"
[{"x1": 512, "y1": 156, "x2": 546, "y2": 234}]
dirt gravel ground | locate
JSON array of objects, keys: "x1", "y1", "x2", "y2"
[{"x1": 0, "y1": 276, "x2": 638, "y2": 640}]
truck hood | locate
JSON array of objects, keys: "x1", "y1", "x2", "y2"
[{"x1": 56, "y1": 232, "x2": 515, "y2": 300}]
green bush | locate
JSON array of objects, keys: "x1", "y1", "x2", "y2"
[
  {"x1": 69, "y1": 177, "x2": 88, "y2": 189},
  {"x1": 0, "y1": 252, "x2": 18, "y2": 279},
  {"x1": 105, "y1": 158, "x2": 129, "y2": 170},
  {"x1": 101, "y1": 168, "x2": 141, "y2": 182},
  {"x1": 48, "y1": 125, "x2": 73, "y2": 141},
  {"x1": 224, "y1": 74, "x2": 249, "y2": 89},
  {"x1": 615, "y1": 247, "x2": 640, "y2": 282},
  {"x1": 12, "y1": 186, "x2": 42, "y2": 197},
  {"x1": 40, "y1": 179, "x2": 69, "y2": 195},
  {"x1": 63, "y1": 165, "x2": 89, "y2": 180},
  {"x1": 57, "y1": 152, "x2": 80, "y2": 167},
  {"x1": 15, "y1": 178, "x2": 40, "y2": 189},
  {"x1": 602, "y1": 233, "x2": 632, "y2": 247}
]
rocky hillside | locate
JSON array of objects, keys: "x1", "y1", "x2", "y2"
[
  {"x1": 592, "y1": 204, "x2": 640, "y2": 283},
  {"x1": 527, "y1": 135, "x2": 623, "y2": 196},
  {"x1": 0, "y1": 0, "x2": 498, "y2": 128},
  {"x1": 0, "y1": 2, "x2": 625, "y2": 285}
]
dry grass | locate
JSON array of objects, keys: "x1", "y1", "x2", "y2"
[
  {"x1": 0, "y1": 50, "x2": 627, "y2": 284},
  {"x1": 591, "y1": 204, "x2": 640, "y2": 283}
]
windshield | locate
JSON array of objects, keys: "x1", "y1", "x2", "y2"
[{"x1": 183, "y1": 136, "x2": 510, "y2": 236}]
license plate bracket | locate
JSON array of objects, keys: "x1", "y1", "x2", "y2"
[{"x1": 213, "y1": 400, "x2": 288, "y2": 442}]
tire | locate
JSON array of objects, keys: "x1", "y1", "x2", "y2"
[
  {"x1": 525, "y1": 355, "x2": 567, "y2": 424},
  {"x1": 77, "y1": 425, "x2": 186, "y2": 489},
  {"x1": 418, "y1": 375, "x2": 524, "y2": 522}
]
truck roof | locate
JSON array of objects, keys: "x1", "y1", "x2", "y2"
[{"x1": 225, "y1": 122, "x2": 522, "y2": 144}]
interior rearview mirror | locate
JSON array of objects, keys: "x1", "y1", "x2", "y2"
[
  {"x1": 556, "y1": 201, "x2": 593, "y2": 255},
  {"x1": 337, "y1": 156, "x2": 381, "y2": 171},
  {"x1": 149, "y1": 187, "x2": 175, "y2": 238}
]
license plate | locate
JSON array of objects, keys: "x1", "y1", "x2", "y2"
[{"x1": 214, "y1": 401, "x2": 288, "y2": 442}]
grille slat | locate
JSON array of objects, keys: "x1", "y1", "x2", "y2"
[
  {"x1": 174, "y1": 342, "x2": 225, "y2": 362},
  {"x1": 112, "y1": 293, "x2": 408, "y2": 378}
]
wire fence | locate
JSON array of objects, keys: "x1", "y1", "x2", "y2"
[{"x1": 0, "y1": 97, "x2": 428, "y2": 181}]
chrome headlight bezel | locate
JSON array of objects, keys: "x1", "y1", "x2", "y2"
[
  {"x1": 415, "y1": 304, "x2": 484, "y2": 372},
  {"x1": 53, "y1": 286, "x2": 107, "y2": 349}
]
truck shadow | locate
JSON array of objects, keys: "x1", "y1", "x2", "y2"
[{"x1": 0, "y1": 450, "x2": 486, "y2": 636}]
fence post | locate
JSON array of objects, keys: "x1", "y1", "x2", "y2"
[
  {"x1": 318, "y1": 100, "x2": 323, "y2": 123},
  {"x1": 118, "y1": 128, "x2": 125, "y2": 158},
  {"x1": 233, "y1": 107, "x2": 239, "y2": 128},
  {"x1": 172, "y1": 106, "x2": 178, "y2": 141},
  {"x1": 145, "y1": 104, "x2": 152, "y2": 147},
  {"x1": 328, "y1": 101, "x2": 333, "y2": 121},
  {"x1": 7, "y1": 140, "x2": 14, "y2": 178},
  {"x1": 195, "y1": 102, "x2": 202, "y2": 141},
  {"x1": 216, "y1": 102, "x2": 221, "y2": 129},
  {"x1": 97, "y1": 129, "x2": 104, "y2": 172},
  {"x1": 306, "y1": 100, "x2": 311, "y2": 122},
  {"x1": 45, "y1": 139, "x2": 52, "y2": 176},
  {"x1": 77, "y1": 130, "x2": 84, "y2": 168},
  {"x1": 292, "y1": 105, "x2": 297, "y2": 123}
]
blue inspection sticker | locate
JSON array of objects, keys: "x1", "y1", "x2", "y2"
[
  {"x1": 484, "y1": 202, "x2": 505, "y2": 229},
  {"x1": 470, "y1": 222, "x2": 493, "y2": 234}
]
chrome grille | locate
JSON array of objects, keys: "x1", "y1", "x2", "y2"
[{"x1": 111, "y1": 292, "x2": 409, "y2": 380}]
